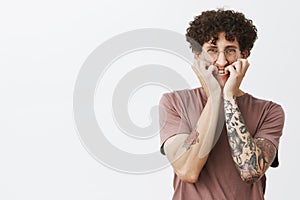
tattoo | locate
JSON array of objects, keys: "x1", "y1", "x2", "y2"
[
  {"x1": 224, "y1": 97, "x2": 276, "y2": 183},
  {"x1": 227, "y1": 128, "x2": 245, "y2": 164},
  {"x1": 182, "y1": 130, "x2": 200, "y2": 150},
  {"x1": 239, "y1": 125, "x2": 247, "y2": 134},
  {"x1": 256, "y1": 138, "x2": 276, "y2": 170}
]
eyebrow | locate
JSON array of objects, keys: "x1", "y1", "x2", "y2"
[{"x1": 206, "y1": 45, "x2": 238, "y2": 49}]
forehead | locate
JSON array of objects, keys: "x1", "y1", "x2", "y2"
[{"x1": 203, "y1": 32, "x2": 240, "y2": 49}]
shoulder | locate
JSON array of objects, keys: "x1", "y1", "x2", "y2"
[
  {"x1": 159, "y1": 87, "x2": 206, "y2": 115},
  {"x1": 240, "y1": 93, "x2": 284, "y2": 112},
  {"x1": 240, "y1": 93, "x2": 285, "y2": 121},
  {"x1": 160, "y1": 87, "x2": 205, "y2": 104}
]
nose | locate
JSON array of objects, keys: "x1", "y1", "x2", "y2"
[{"x1": 214, "y1": 52, "x2": 228, "y2": 68}]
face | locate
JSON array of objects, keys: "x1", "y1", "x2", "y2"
[{"x1": 197, "y1": 32, "x2": 246, "y2": 87}]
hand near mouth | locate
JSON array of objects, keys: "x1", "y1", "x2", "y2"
[
  {"x1": 223, "y1": 59, "x2": 250, "y2": 99},
  {"x1": 192, "y1": 54, "x2": 221, "y2": 98}
]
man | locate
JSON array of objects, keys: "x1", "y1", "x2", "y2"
[{"x1": 159, "y1": 9, "x2": 285, "y2": 199}]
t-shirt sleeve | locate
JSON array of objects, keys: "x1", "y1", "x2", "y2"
[
  {"x1": 159, "y1": 93, "x2": 191, "y2": 155},
  {"x1": 254, "y1": 102, "x2": 285, "y2": 167}
]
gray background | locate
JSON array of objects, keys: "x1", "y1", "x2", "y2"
[{"x1": 1, "y1": 0, "x2": 298, "y2": 199}]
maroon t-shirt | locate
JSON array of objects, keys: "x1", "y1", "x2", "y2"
[{"x1": 159, "y1": 87, "x2": 285, "y2": 200}]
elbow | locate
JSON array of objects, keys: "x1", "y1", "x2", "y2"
[
  {"x1": 179, "y1": 173, "x2": 199, "y2": 184},
  {"x1": 239, "y1": 170, "x2": 263, "y2": 184},
  {"x1": 176, "y1": 169, "x2": 200, "y2": 184}
]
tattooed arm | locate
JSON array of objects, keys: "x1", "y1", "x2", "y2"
[
  {"x1": 224, "y1": 96, "x2": 276, "y2": 183},
  {"x1": 222, "y1": 59, "x2": 277, "y2": 183}
]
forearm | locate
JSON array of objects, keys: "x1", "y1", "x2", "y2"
[
  {"x1": 180, "y1": 91, "x2": 221, "y2": 153},
  {"x1": 195, "y1": 93, "x2": 223, "y2": 158},
  {"x1": 166, "y1": 92, "x2": 222, "y2": 182},
  {"x1": 223, "y1": 96, "x2": 274, "y2": 183}
]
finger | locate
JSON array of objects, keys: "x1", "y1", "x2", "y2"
[
  {"x1": 225, "y1": 65, "x2": 237, "y2": 75},
  {"x1": 207, "y1": 64, "x2": 217, "y2": 74},
  {"x1": 214, "y1": 66, "x2": 219, "y2": 75},
  {"x1": 198, "y1": 54, "x2": 212, "y2": 67},
  {"x1": 198, "y1": 53, "x2": 207, "y2": 62},
  {"x1": 191, "y1": 64, "x2": 209, "y2": 91},
  {"x1": 194, "y1": 58, "x2": 202, "y2": 69},
  {"x1": 232, "y1": 60, "x2": 242, "y2": 73},
  {"x1": 241, "y1": 59, "x2": 250, "y2": 72},
  {"x1": 237, "y1": 58, "x2": 250, "y2": 75},
  {"x1": 198, "y1": 59, "x2": 209, "y2": 73}
]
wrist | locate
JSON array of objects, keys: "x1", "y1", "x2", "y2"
[
  {"x1": 223, "y1": 89, "x2": 244, "y2": 100},
  {"x1": 223, "y1": 95, "x2": 237, "y2": 109},
  {"x1": 208, "y1": 89, "x2": 222, "y2": 100},
  {"x1": 223, "y1": 93, "x2": 234, "y2": 100}
]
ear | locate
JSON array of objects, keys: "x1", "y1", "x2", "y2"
[{"x1": 241, "y1": 50, "x2": 249, "y2": 59}]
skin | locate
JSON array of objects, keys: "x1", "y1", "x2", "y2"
[
  {"x1": 164, "y1": 47, "x2": 222, "y2": 183},
  {"x1": 163, "y1": 32, "x2": 276, "y2": 183}
]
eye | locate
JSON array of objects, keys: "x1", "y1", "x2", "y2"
[
  {"x1": 207, "y1": 48, "x2": 218, "y2": 53},
  {"x1": 225, "y1": 48, "x2": 237, "y2": 53}
]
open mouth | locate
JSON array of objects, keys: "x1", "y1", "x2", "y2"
[{"x1": 218, "y1": 69, "x2": 225, "y2": 75}]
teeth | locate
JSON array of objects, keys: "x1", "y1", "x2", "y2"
[{"x1": 218, "y1": 70, "x2": 225, "y2": 74}]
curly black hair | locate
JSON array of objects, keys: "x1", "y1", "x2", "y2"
[{"x1": 186, "y1": 9, "x2": 257, "y2": 56}]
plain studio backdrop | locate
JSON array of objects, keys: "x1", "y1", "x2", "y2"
[{"x1": 1, "y1": 0, "x2": 298, "y2": 199}]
